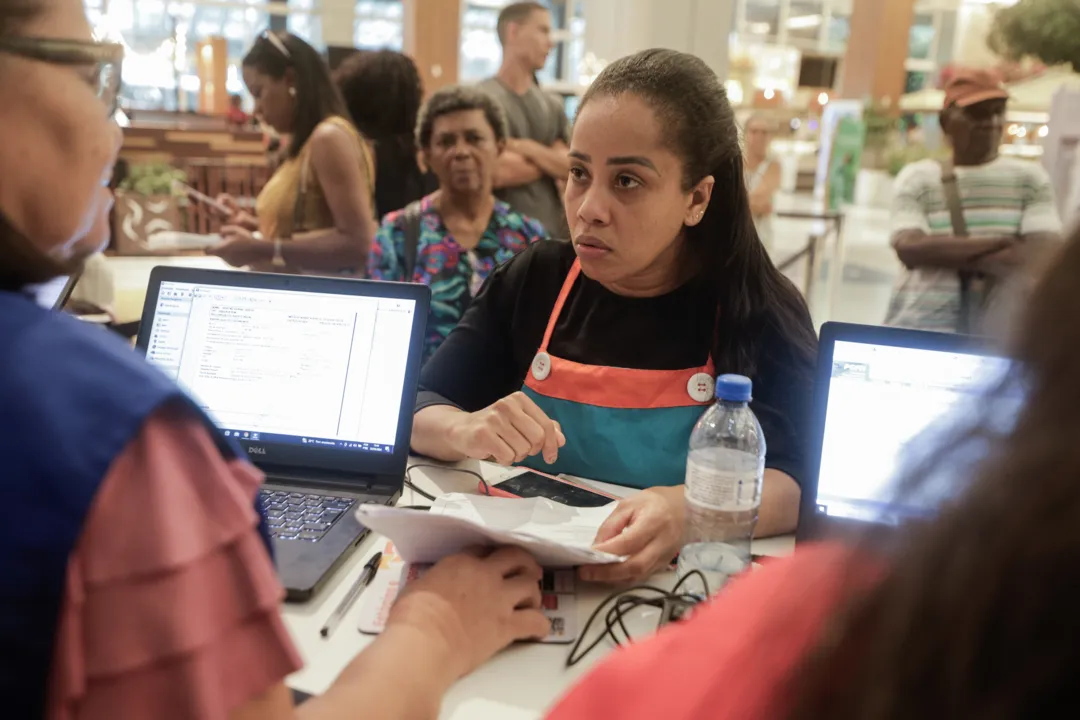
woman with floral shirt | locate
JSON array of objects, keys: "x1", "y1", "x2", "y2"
[{"x1": 368, "y1": 85, "x2": 550, "y2": 361}]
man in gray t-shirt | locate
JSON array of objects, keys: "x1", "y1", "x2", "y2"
[{"x1": 478, "y1": 2, "x2": 570, "y2": 237}]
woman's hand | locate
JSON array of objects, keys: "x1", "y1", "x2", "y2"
[
  {"x1": 214, "y1": 192, "x2": 259, "y2": 231},
  {"x1": 208, "y1": 226, "x2": 270, "y2": 267},
  {"x1": 387, "y1": 547, "x2": 550, "y2": 680},
  {"x1": 578, "y1": 486, "x2": 685, "y2": 585},
  {"x1": 448, "y1": 392, "x2": 566, "y2": 466}
]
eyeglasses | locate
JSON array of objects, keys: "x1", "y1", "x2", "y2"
[
  {"x1": 260, "y1": 30, "x2": 292, "y2": 60},
  {"x1": 0, "y1": 36, "x2": 124, "y2": 117}
]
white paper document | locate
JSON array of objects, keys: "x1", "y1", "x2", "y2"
[{"x1": 355, "y1": 493, "x2": 625, "y2": 567}]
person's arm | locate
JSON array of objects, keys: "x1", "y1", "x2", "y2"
[
  {"x1": 493, "y1": 150, "x2": 545, "y2": 189},
  {"x1": 411, "y1": 250, "x2": 564, "y2": 464},
  {"x1": 748, "y1": 161, "x2": 781, "y2": 217},
  {"x1": 211, "y1": 124, "x2": 378, "y2": 272},
  {"x1": 758, "y1": 469, "x2": 800, "y2": 537},
  {"x1": 1009, "y1": 168, "x2": 1065, "y2": 279},
  {"x1": 892, "y1": 229, "x2": 1017, "y2": 271},
  {"x1": 509, "y1": 138, "x2": 571, "y2": 181},
  {"x1": 237, "y1": 548, "x2": 550, "y2": 720}
]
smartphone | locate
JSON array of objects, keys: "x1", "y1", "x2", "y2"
[
  {"x1": 483, "y1": 470, "x2": 616, "y2": 508},
  {"x1": 175, "y1": 181, "x2": 232, "y2": 216}
]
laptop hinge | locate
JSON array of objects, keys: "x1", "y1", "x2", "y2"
[{"x1": 260, "y1": 464, "x2": 400, "y2": 494}]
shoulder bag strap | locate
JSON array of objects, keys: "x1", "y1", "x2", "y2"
[
  {"x1": 940, "y1": 160, "x2": 975, "y2": 334},
  {"x1": 401, "y1": 200, "x2": 423, "y2": 280}
]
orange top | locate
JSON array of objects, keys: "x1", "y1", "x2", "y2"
[
  {"x1": 46, "y1": 405, "x2": 302, "y2": 720},
  {"x1": 547, "y1": 544, "x2": 869, "y2": 720}
]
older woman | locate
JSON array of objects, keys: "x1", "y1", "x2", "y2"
[
  {"x1": 368, "y1": 85, "x2": 550, "y2": 361},
  {"x1": 0, "y1": 2, "x2": 546, "y2": 717}
]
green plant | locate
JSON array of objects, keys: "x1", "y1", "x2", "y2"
[
  {"x1": 117, "y1": 163, "x2": 187, "y2": 196},
  {"x1": 885, "y1": 143, "x2": 949, "y2": 177},
  {"x1": 861, "y1": 102, "x2": 899, "y2": 170},
  {"x1": 989, "y1": 0, "x2": 1080, "y2": 72}
]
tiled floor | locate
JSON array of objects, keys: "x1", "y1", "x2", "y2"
[{"x1": 767, "y1": 193, "x2": 900, "y2": 330}]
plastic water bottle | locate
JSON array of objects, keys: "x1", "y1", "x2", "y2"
[{"x1": 678, "y1": 374, "x2": 765, "y2": 594}]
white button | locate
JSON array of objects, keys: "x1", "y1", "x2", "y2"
[
  {"x1": 687, "y1": 373, "x2": 714, "y2": 403},
  {"x1": 531, "y1": 352, "x2": 552, "y2": 381}
]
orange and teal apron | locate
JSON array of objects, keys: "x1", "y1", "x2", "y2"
[{"x1": 521, "y1": 260, "x2": 717, "y2": 488}]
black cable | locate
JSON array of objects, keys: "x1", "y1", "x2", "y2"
[
  {"x1": 671, "y1": 568, "x2": 711, "y2": 598},
  {"x1": 566, "y1": 583, "x2": 687, "y2": 667},
  {"x1": 403, "y1": 463, "x2": 492, "y2": 503}
]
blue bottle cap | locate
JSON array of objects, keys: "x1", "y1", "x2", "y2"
[{"x1": 715, "y1": 374, "x2": 752, "y2": 402}]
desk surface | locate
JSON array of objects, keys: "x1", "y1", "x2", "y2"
[{"x1": 280, "y1": 462, "x2": 795, "y2": 719}]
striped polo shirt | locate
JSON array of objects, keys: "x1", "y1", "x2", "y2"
[{"x1": 885, "y1": 156, "x2": 1061, "y2": 332}]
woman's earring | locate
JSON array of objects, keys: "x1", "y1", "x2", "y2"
[{"x1": 288, "y1": 87, "x2": 297, "y2": 97}]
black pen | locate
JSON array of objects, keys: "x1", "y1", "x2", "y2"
[{"x1": 320, "y1": 551, "x2": 382, "y2": 638}]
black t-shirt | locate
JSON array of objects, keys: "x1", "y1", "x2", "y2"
[{"x1": 418, "y1": 241, "x2": 816, "y2": 485}]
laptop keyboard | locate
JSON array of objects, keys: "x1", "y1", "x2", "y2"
[{"x1": 260, "y1": 490, "x2": 356, "y2": 542}]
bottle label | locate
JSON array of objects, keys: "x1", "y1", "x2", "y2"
[{"x1": 684, "y1": 458, "x2": 763, "y2": 512}]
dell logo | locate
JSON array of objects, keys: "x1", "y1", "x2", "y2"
[{"x1": 248, "y1": 446, "x2": 267, "y2": 455}]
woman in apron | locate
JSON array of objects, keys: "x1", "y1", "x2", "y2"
[
  {"x1": 413, "y1": 50, "x2": 817, "y2": 585},
  {"x1": 208, "y1": 31, "x2": 377, "y2": 276}
]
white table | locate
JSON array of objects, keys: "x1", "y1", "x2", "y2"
[{"x1": 280, "y1": 462, "x2": 795, "y2": 719}]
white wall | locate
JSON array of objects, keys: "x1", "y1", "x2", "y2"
[
  {"x1": 320, "y1": 0, "x2": 359, "y2": 47},
  {"x1": 583, "y1": 0, "x2": 734, "y2": 80}
]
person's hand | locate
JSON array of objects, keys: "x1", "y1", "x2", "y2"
[
  {"x1": 578, "y1": 486, "x2": 685, "y2": 585},
  {"x1": 387, "y1": 548, "x2": 550, "y2": 680},
  {"x1": 448, "y1": 392, "x2": 566, "y2": 466},
  {"x1": 976, "y1": 240, "x2": 1025, "y2": 278},
  {"x1": 214, "y1": 193, "x2": 259, "y2": 230},
  {"x1": 207, "y1": 226, "x2": 270, "y2": 267}
]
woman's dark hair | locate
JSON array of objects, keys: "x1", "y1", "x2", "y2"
[
  {"x1": 415, "y1": 85, "x2": 509, "y2": 150},
  {"x1": 336, "y1": 50, "x2": 428, "y2": 218},
  {"x1": 785, "y1": 232, "x2": 1080, "y2": 718},
  {"x1": 336, "y1": 50, "x2": 422, "y2": 142},
  {"x1": 579, "y1": 49, "x2": 816, "y2": 376},
  {"x1": 0, "y1": 0, "x2": 74, "y2": 292},
  {"x1": 242, "y1": 31, "x2": 349, "y2": 158}
]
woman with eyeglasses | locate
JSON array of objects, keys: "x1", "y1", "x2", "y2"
[
  {"x1": 0, "y1": 3, "x2": 549, "y2": 718},
  {"x1": 210, "y1": 31, "x2": 379, "y2": 276}
]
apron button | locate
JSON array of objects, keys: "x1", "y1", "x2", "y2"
[
  {"x1": 531, "y1": 352, "x2": 552, "y2": 381},
  {"x1": 687, "y1": 372, "x2": 715, "y2": 403}
]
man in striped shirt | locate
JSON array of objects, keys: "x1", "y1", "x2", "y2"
[{"x1": 885, "y1": 69, "x2": 1061, "y2": 332}]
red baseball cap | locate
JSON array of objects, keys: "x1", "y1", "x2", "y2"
[{"x1": 943, "y1": 68, "x2": 1009, "y2": 109}]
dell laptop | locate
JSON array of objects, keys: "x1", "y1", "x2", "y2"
[
  {"x1": 136, "y1": 267, "x2": 430, "y2": 601},
  {"x1": 797, "y1": 322, "x2": 1009, "y2": 544}
]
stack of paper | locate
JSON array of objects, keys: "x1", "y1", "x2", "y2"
[{"x1": 355, "y1": 493, "x2": 625, "y2": 567}]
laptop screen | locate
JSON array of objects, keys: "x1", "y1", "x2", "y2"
[
  {"x1": 814, "y1": 339, "x2": 1009, "y2": 526},
  {"x1": 144, "y1": 280, "x2": 416, "y2": 455}
]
